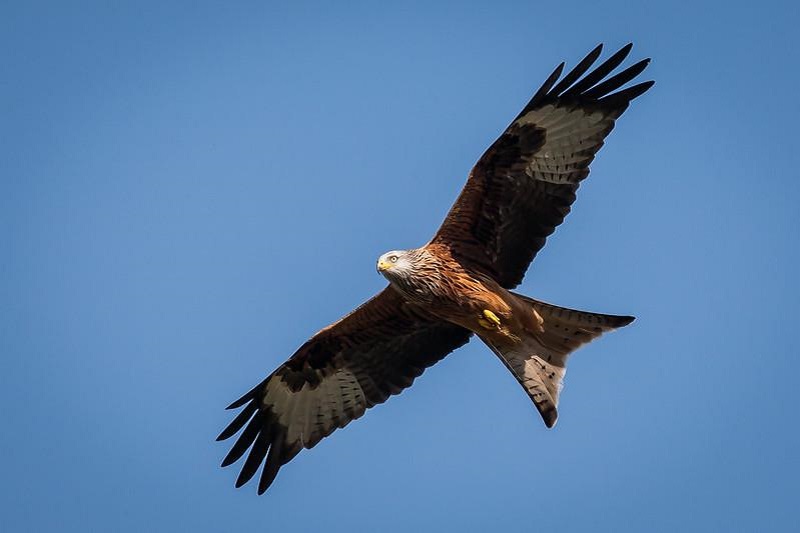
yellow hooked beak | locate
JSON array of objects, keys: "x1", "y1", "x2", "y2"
[{"x1": 377, "y1": 260, "x2": 392, "y2": 272}]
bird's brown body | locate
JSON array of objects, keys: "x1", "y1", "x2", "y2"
[
  {"x1": 387, "y1": 242, "x2": 541, "y2": 349},
  {"x1": 218, "y1": 43, "x2": 652, "y2": 494}
]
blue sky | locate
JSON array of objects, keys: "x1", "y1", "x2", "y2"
[{"x1": 3, "y1": 1, "x2": 799, "y2": 531}]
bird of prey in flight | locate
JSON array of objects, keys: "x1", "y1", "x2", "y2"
[{"x1": 218, "y1": 43, "x2": 653, "y2": 494}]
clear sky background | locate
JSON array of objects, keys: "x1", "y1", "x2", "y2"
[{"x1": 3, "y1": 1, "x2": 799, "y2": 532}]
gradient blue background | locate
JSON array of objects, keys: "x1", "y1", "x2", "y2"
[{"x1": 3, "y1": 1, "x2": 799, "y2": 531}]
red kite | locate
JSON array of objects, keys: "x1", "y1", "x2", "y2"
[{"x1": 218, "y1": 43, "x2": 653, "y2": 493}]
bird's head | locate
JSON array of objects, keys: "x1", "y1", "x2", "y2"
[{"x1": 376, "y1": 250, "x2": 414, "y2": 280}]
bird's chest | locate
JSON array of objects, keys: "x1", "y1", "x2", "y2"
[
  {"x1": 392, "y1": 270, "x2": 511, "y2": 327},
  {"x1": 388, "y1": 273, "x2": 444, "y2": 306}
]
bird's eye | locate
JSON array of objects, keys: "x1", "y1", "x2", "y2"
[{"x1": 390, "y1": 255, "x2": 398, "y2": 263}]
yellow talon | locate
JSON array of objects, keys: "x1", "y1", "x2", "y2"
[{"x1": 481, "y1": 309, "x2": 501, "y2": 328}]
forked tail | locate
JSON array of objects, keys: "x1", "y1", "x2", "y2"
[{"x1": 481, "y1": 294, "x2": 634, "y2": 428}]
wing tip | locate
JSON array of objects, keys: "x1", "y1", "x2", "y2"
[
  {"x1": 257, "y1": 474, "x2": 276, "y2": 495},
  {"x1": 226, "y1": 397, "x2": 250, "y2": 410},
  {"x1": 549, "y1": 42, "x2": 652, "y2": 105},
  {"x1": 528, "y1": 61, "x2": 565, "y2": 107},
  {"x1": 257, "y1": 428, "x2": 287, "y2": 495},
  {"x1": 226, "y1": 395, "x2": 252, "y2": 410},
  {"x1": 529, "y1": 42, "x2": 652, "y2": 106},
  {"x1": 543, "y1": 409, "x2": 558, "y2": 428},
  {"x1": 220, "y1": 454, "x2": 239, "y2": 468},
  {"x1": 617, "y1": 315, "x2": 636, "y2": 327},
  {"x1": 599, "y1": 80, "x2": 655, "y2": 108},
  {"x1": 225, "y1": 377, "x2": 269, "y2": 410}
]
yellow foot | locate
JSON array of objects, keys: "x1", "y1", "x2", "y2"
[{"x1": 478, "y1": 309, "x2": 502, "y2": 329}]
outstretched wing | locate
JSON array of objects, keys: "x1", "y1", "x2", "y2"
[
  {"x1": 217, "y1": 288, "x2": 472, "y2": 494},
  {"x1": 431, "y1": 43, "x2": 654, "y2": 288}
]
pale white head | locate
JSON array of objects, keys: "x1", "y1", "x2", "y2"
[{"x1": 376, "y1": 250, "x2": 414, "y2": 281}]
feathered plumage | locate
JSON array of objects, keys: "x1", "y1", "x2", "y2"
[{"x1": 219, "y1": 43, "x2": 652, "y2": 493}]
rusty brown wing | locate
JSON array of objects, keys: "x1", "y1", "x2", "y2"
[
  {"x1": 431, "y1": 43, "x2": 654, "y2": 288},
  {"x1": 217, "y1": 288, "x2": 472, "y2": 494}
]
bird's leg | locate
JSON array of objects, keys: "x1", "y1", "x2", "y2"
[{"x1": 478, "y1": 309, "x2": 502, "y2": 330}]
